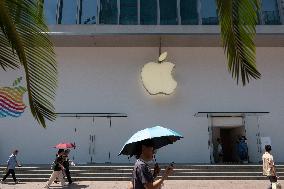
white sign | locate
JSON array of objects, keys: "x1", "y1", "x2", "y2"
[
  {"x1": 261, "y1": 137, "x2": 272, "y2": 152},
  {"x1": 141, "y1": 52, "x2": 177, "y2": 95}
]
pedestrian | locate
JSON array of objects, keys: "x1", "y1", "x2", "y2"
[
  {"x1": 63, "y1": 149, "x2": 75, "y2": 184},
  {"x1": 262, "y1": 145, "x2": 278, "y2": 189},
  {"x1": 129, "y1": 139, "x2": 174, "y2": 189},
  {"x1": 217, "y1": 138, "x2": 223, "y2": 163},
  {"x1": 44, "y1": 150, "x2": 66, "y2": 188},
  {"x1": 238, "y1": 137, "x2": 248, "y2": 163},
  {"x1": 1, "y1": 150, "x2": 21, "y2": 184},
  {"x1": 53, "y1": 149, "x2": 64, "y2": 184}
]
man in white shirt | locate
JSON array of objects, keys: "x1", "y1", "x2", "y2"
[{"x1": 262, "y1": 145, "x2": 277, "y2": 189}]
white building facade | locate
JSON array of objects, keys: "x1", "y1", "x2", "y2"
[{"x1": 0, "y1": 0, "x2": 284, "y2": 165}]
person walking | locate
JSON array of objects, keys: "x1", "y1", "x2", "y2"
[
  {"x1": 63, "y1": 149, "x2": 74, "y2": 185},
  {"x1": 44, "y1": 150, "x2": 66, "y2": 188},
  {"x1": 1, "y1": 150, "x2": 21, "y2": 184},
  {"x1": 129, "y1": 139, "x2": 174, "y2": 189},
  {"x1": 53, "y1": 149, "x2": 64, "y2": 184},
  {"x1": 262, "y1": 145, "x2": 278, "y2": 189}
]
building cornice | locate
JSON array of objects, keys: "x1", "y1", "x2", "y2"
[{"x1": 48, "y1": 25, "x2": 284, "y2": 47}]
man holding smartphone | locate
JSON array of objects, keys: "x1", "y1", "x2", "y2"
[{"x1": 129, "y1": 139, "x2": 174, "y2": 189}]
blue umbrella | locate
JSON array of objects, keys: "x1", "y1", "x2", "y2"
[{"x1": 119, "y1": 126, "x2": 183, "y2": 156}]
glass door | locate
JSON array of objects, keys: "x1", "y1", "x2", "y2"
[{"x1": 244, "y1": 116, "x2": 262, "y2": 163}]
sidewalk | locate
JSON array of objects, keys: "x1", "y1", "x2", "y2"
[{"x1": 0, "y1": 180, "x2": 282, "y2": 189}]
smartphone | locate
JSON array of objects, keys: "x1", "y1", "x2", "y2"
[{"x1": 170, "y1": 162, "x2": 174, "y2": 167}]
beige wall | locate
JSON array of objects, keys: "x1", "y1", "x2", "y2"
[{"x1": 0, "y1": 47, "x2": 283, "y2": 164}]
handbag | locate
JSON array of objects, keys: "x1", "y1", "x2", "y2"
[{"x1": 272, "y1": 182, "x2": 282, "y2": 189}]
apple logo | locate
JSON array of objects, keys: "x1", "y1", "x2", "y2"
[
  {"x1": 0, "y1": 77, "x2": 27, "y2": 118},
  {"x1": 141, "y1": 52, "x2": 177, "y2": 95}
]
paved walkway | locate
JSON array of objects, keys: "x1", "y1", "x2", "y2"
[{"x1": 0, "y1": 180, "x2": 282, "y2": 189}]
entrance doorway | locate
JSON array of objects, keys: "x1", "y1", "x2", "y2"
[
  {"x1": 213, "y1": 126, "x2": 246, "y2": 163},
  {"x1": 195, "y1": 112, "x2": 269, "y2": 164}
]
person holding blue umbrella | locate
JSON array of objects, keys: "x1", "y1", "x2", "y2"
[
  {"x1": 119, "y1": 126, "x2": 183, "y2": 189},
  {"x1": 129, "y1": 139, "x2": 174, "y2": 189}
]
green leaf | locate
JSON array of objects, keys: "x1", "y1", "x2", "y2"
[
  {"x1": 0, "y1": 0, "x2": 57, "y2": 128},
  {"x1": 216, "y1": 0, "x2": 261, "y2": 85},
  {"x1": 12, "y1": 76, "x2": 22, "y2": 86}
]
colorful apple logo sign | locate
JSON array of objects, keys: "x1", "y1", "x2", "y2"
[
  {"x1": 141, "y1": 52, "x2": 177, "y2": 95},
  {"x1": 0, "y1": 77, "x2": 27, "y2": 118}
]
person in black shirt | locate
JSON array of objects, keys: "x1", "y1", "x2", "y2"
[
  {"x1": 129, "y1": 140, "x2": 174, "y2": 189},
  {"x1": 44, "y1": 151, "x2": 66, "y2": 188},
  {"x1": 53, "y1": 149, "x2": 64, "y2": 184},
  {"x1": 63, "y1": 149, "x2": 73, "y2": 184}
]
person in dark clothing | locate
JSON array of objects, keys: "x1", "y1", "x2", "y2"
[
  {"x1": 63, "y1": 149, "x2": 73, "y2": 184},
  {"x1": 1, "y1": 150, "x2": 21, "y2": 184},
  {"x1": 238, "y1": 137, "x2": 248, "y2": 163},
  {"x1": 128, "y1": 139, "x2": 174, "y2": 189},
  {"x1": 53, "y1": 149, "x2": 64, "y2": 184},
  {"x1": 44, "y1": 151, "x2": 66, "y2": 188}
]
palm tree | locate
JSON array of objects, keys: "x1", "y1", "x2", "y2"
[
  {"x1": 216, "y1": 0, "x2": 261, "y2": 85},
  {"x1": 0, "y1": 0, "x2": 57, "y2": 128}
]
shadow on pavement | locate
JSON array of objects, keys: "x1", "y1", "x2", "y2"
[{"x1": 49, "y1": 183, "x2": 89, "y2": 188}]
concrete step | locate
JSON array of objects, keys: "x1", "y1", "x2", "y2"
[
  {"x1": 0, "y1": 164, "x2": 279, "y2": 181},
  {"x1": 2, "y1": 164, "x2": 275, "y2": 169},
  {"x1": 0, "y1": 168, "x2": 268, "y2": 173},
  {"x1": 3, "y1": 164, "x2": 283, "y2": 170},
  {"x1": 0, "y1": 172, "x2": 272, "y2": 177}
]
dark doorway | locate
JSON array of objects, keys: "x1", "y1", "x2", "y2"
[
  {"x1": 213, "y1": 126, "x2": 246, "y2": 163},
  {"x1": 220, "y1": 128, "x2": 234, "y2": 162}
]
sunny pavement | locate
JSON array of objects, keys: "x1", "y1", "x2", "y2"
[{"x1": 0, "y1": 180, "x2": 282, "y2": 189}]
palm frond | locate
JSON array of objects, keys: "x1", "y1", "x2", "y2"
[
  {"x1": 216, "y1": 0, "x2": 261, "y2": 85},
  {"x1": 0, "y1": 0, "x2": 57, "y2": 128},
  {"x1": 0, "y1": 0, "x2": 23, "y2": 70},
  {"x1": 0, "y1": 35, "x2": 20, "y2": 70}
]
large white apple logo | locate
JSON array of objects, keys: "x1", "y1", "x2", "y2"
[{"x1": 141, "y1": 52, "x2": 177, "y2": 95}]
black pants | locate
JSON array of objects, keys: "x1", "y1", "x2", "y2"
[
  {"x1": 2, "y1": 169, "x2": 17, "y2": 182},
  {"x1": 65, "y1": 169, "x2": 72, "y2": 184},
  {"x1": 268, "y1": 176, "x2": 277, "y2": 189}
]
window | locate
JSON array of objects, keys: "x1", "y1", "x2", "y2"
[
  {"x1": 201, "y1": 0, "x2": 218, "y2": 25},
  {"x1": 80, "y1": 0, "x2": 97, "y2": 24},
  {"x1": 99, "y1": 0, "x2": 118, "y2": 24},
  {"x1": 262, "y1": 0, "x2": 281, "y2": 25},
  {"x1": 120, "y1": 0, "x2": 138, "y2": 25},
  {"x1": 159, "y1": 0, "x2": 178, "y2": 25},
  {"x1": 59, "y1": 0, "x2": 78, "y2": 24},
  {"x1": 180, "y1": 0, "x2": 198, "y2": 25},
  {"x1": 140, "y1": 0, "x2": 157, "y2": 25},
  {"x1": 44, "y1": 0, "x2": 58, "y2": 24}
]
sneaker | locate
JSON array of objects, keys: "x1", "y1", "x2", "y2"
[
  {"x1": 15, "y1": 181, "x2": 19, "y2": 184},
  {"x1": 44, "y1": 185, "x2": 50, "y2": 188}
]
